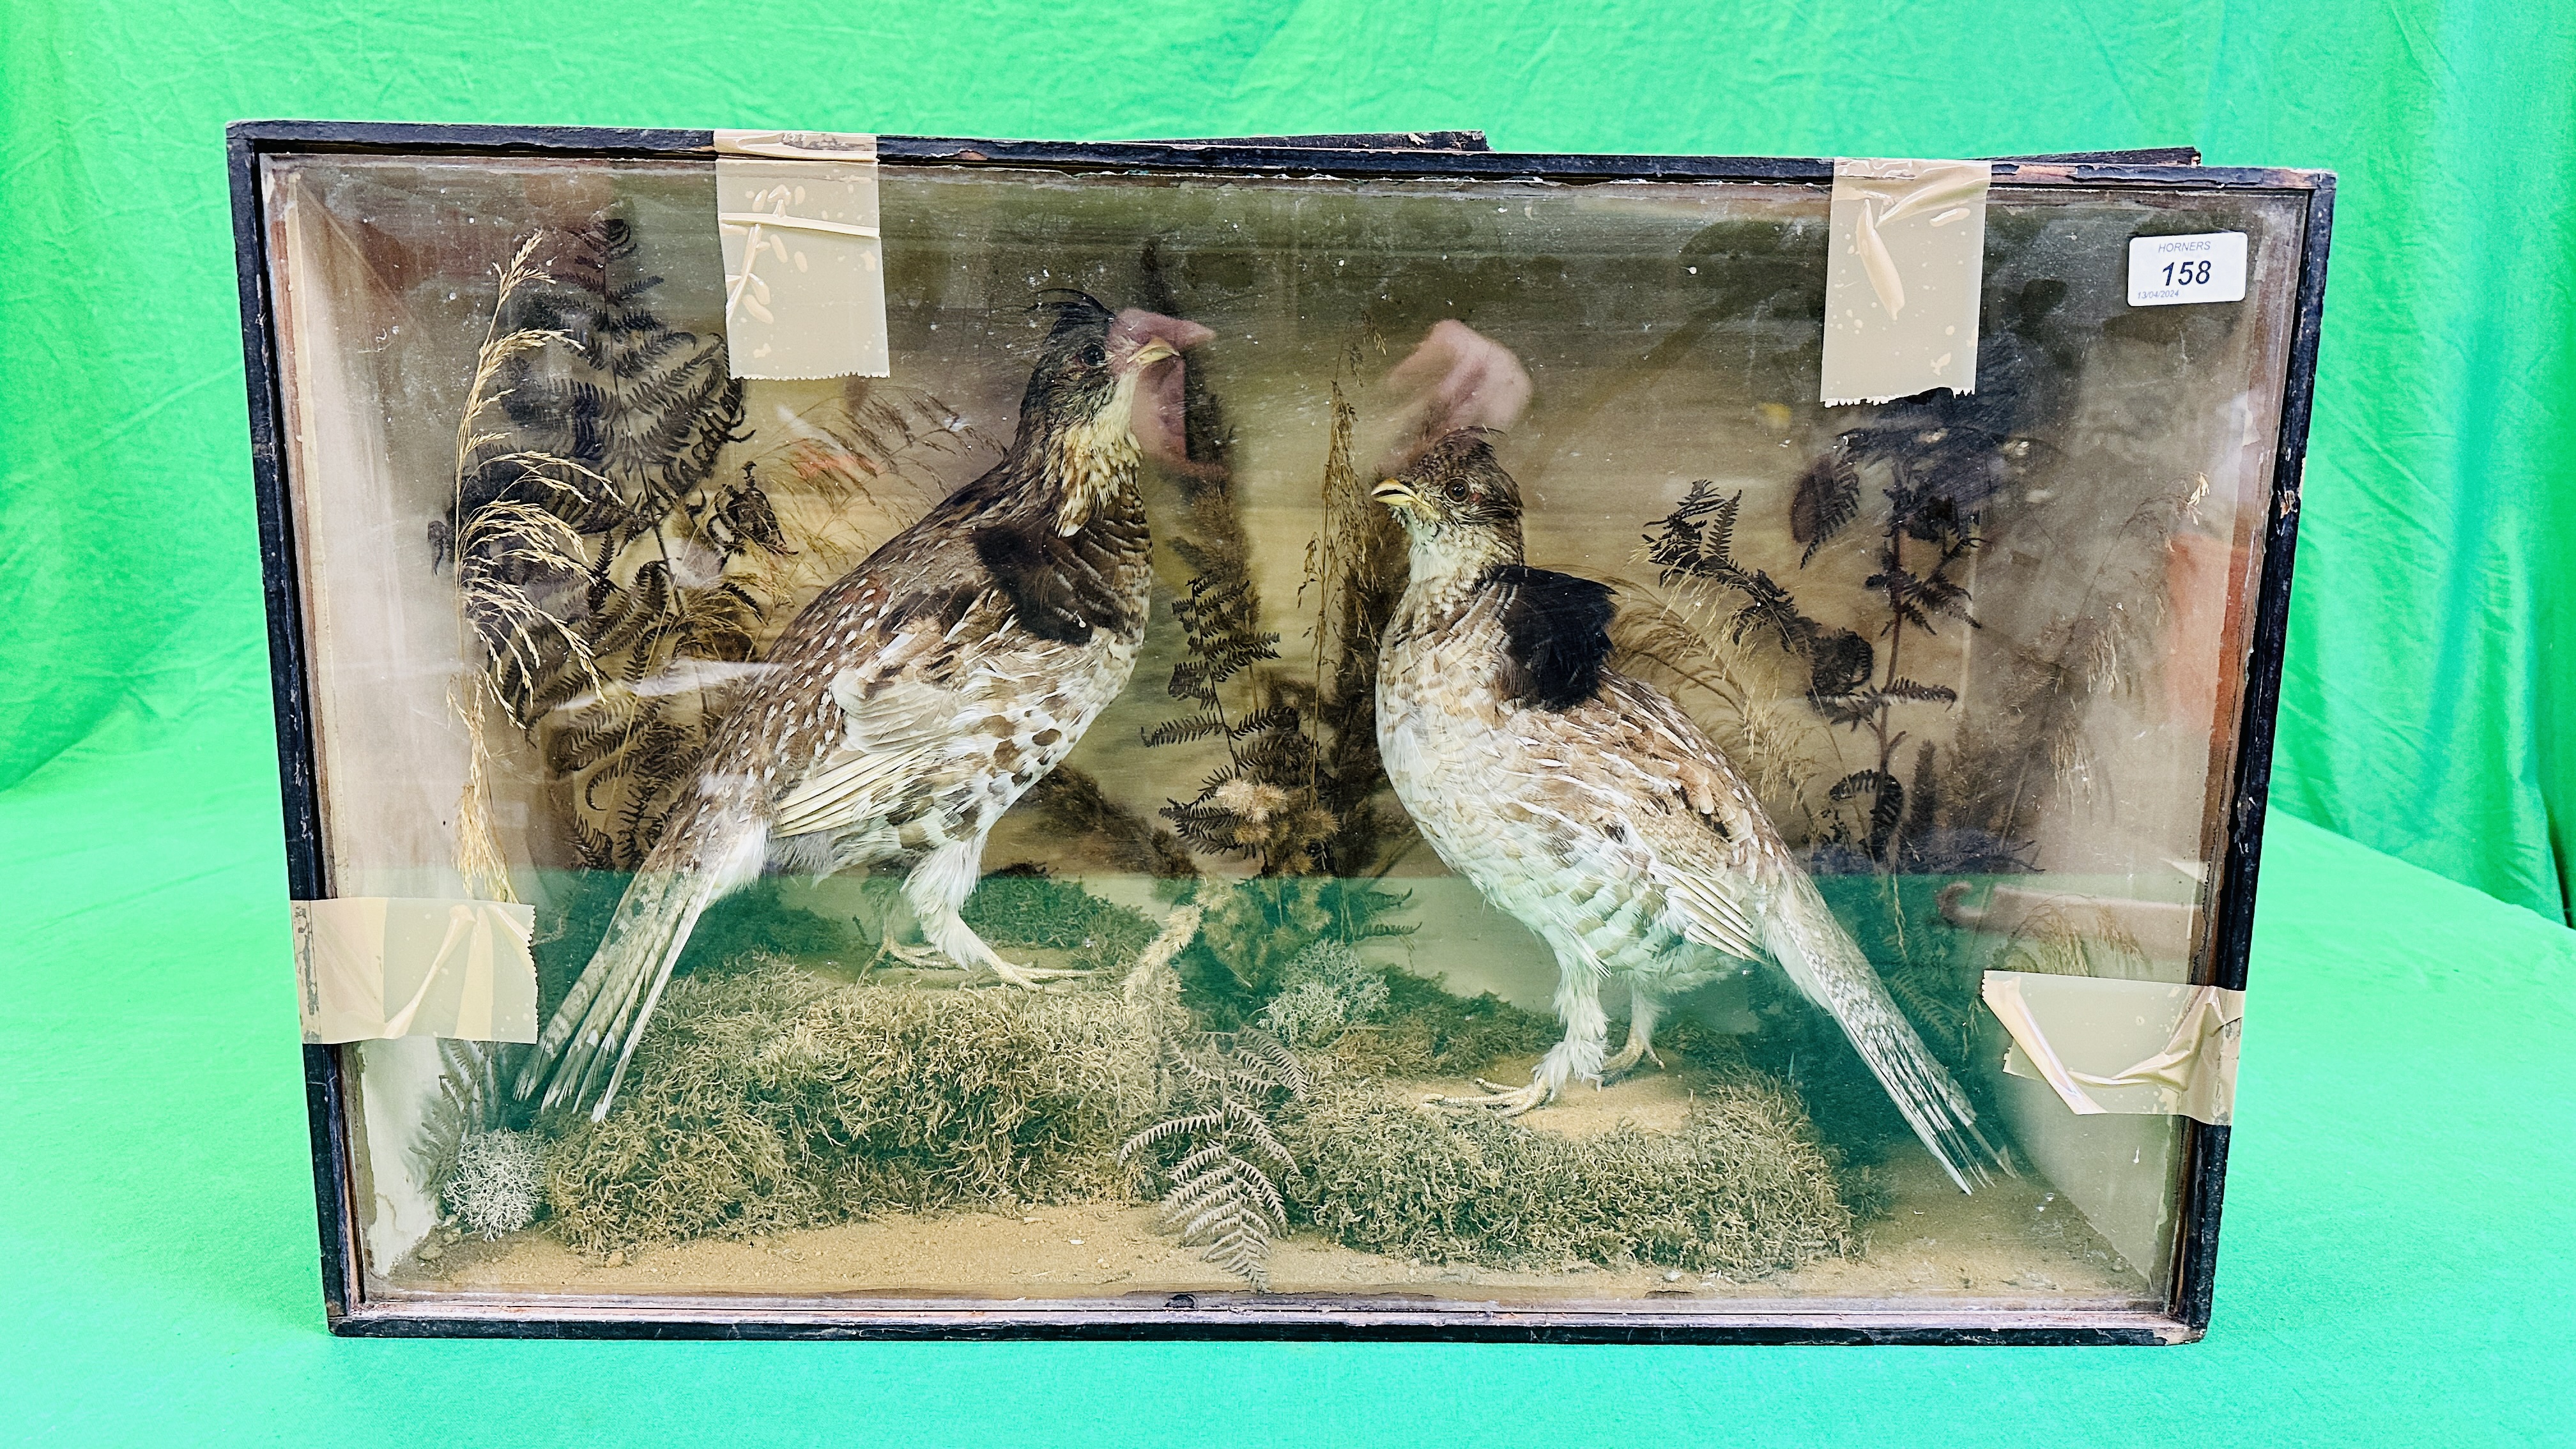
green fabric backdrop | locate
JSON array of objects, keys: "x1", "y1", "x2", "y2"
[
  {"x1": 4, "y1": 3, "x2": 2575, "y2": 1444},
  {"x1": 5, "y1": 0, "x2": 2574, "y2": 921}
]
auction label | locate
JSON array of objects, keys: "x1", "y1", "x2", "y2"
[{"x1": 2127, "y1": 231, "x2": 2247, "y2": 307}]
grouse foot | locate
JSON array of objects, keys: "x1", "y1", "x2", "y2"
[
  {"x1": 979, "y1": 958, "x2": 1092, "y2": 990},
  {"x1": 886, "y1": 928, "x2": 1087, "y2": 985},
  {"x1": 1598, "y1": 1038, "x2": 1664, "y2": 1084},
  {"x1": 1429, "y1": 1077, "x2": 1555, "y2": 1117},
  {"x1": 1598, "y1": 995, "x2": 1664, "y2": 1084},
  {"x1": 883, "y1": 937, "x2": 1089, "y2": 988},
  {"x1": 879, "y1": 939, "x2": 951, "y2": 969}
]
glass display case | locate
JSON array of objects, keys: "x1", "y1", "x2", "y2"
[{"x1": 230, "y1": 123, "x2": 2331, "y2": 1341}]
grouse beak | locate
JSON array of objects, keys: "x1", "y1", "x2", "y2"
[
  {"x1": 1371, "y1": 478, "x2": 1422, "y2": 514},
  {"x1": 1107, "y1": 309, "x2": 1215, "y2": 375}
]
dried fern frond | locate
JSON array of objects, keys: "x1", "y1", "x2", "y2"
[
  {"x1": 1790, "y1": 445, "x2": 1863, "y2": 564},
  {"x1": 1995, "y1": 900, "x2": 2153, "y2": 981},
  {"x1": 444, "y1": 234, "x2": 600, "y2": 896},
  {"x1": 413, "y1": 1037, "x2": 518, "y2": 1205},
  {"x1": 448, "y1": 216, "x2": 983, "y2": 870},
  {"x1": 1307, "y1": 384, "x2": 1409, "y2": 866},
  {"x1": 1146, "y1": 569, "x2": 1324, "y2": 875},
  {"x1": 1120, "y1": 1029, "x2": 1308, "y2": 1291},
  {"x1": 1945, "y1": 472, "x2": 2216, "y2": 840},
  {"x1": 1143, "y1": 378, "x2": 1413, "y2": 882}
]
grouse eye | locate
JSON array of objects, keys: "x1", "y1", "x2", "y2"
[
  {"x1": 1443, "y1": 480, "x2": 1472, "y2": 504},
  {"x1": 1077, "y1": 342, "x2": 1107, "y2": 369}
]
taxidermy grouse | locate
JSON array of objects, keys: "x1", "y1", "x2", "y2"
[
  {"x1": 519, "y1": 295, "x2": 1213, "y2": 1119},
  {"x1": 1371, "y1": 433, "x2": 2000, "y2": 1191}
]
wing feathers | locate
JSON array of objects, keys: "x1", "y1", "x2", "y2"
[
  {"x1": 760, "y1": 588, "x2": 995, "y2": 839},
  {"x1": 1508, "y1": 666, "x2": 2000, "y2": 1191},
  {"x1": 1654, "y1": 865, "x2": 1763, "y2": 961},
  {"x1": 768, "y1": 748, "x2": 928, "y2": 839}
]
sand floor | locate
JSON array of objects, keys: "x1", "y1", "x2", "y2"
[{"x1": 387, "y1": 1061, "x2": 2155, "y2": 1312}]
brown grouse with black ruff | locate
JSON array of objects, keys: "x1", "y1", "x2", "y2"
[
  {"x1": 1371, "y1": 432, "x2": 2002, "y2": 1190},
  {"x1": 519, "y1": 295, "x2": 1211, "y2": 1119}
]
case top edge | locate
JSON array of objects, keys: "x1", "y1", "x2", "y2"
[{"x1": 222, "y1": 121, "x2": 2329, "y2": 190}]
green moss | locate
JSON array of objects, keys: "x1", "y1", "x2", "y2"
[
  {"x1": 530, "y1": 868, "x2": 1150, "y2": 1026},
  {"x1": 528, "y1": 870, "x2": 859, "y2": 1015},
  {"x1": 960, "y1": 870, "x2": 1158, "y2": 969},
  {"x1": 1176, "y1": 876, "x2": 1411, "y2": 1020},
  {"x1": 543, "y1": 957, "x2": 1177, "y2": 1252},
  {"x1": 537, "y1": 900, "x2": 1865, "y2": 1277},
  {"x1": 1284, "y1": 1069, "x2": 1859, "y2": 1277},
  {"x1": 1323, "y1": 969, "x2": 1560, "y2": 1078}
]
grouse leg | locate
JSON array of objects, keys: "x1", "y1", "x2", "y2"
[
  {"x1": 1600, "y1": 988, "x2": 1666, "y2": 1082},
  {"x1": 1433, "y1": 936, "x2": 1608, "y2": 1115},
  {"x1": 900, "y1": 834, "x2": 1090, "y2": 989}
]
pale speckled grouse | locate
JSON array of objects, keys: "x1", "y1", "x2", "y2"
[
  {"x1": 518, "y1": 295, "x2": 1212, "y2": 1119},
  {"x1": 1371, "y1": 433, "x2": 2000, "y2": 1190}
]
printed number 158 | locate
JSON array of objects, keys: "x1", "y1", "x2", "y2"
[{"x1": 2163, "y1": 260, "x2": 2214, "y2": 286}]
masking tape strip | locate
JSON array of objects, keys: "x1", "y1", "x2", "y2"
[
  {"x1": 1821, "y1": 158, "x2": 1989, "y2": 406},
  {"x1": 1980, "y1": 971, "x2": 2244, "y2": 1125},
  {"x1": 714, "y1": 129, "x2": 888, "y2": 381},
  {"x1": 291, "y1": 898, "x2": 539, "y2": 1045}
]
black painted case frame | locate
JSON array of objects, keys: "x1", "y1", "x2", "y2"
[{"x1": 227, "y1": 120, "x2": 2333, "y2": 1344}]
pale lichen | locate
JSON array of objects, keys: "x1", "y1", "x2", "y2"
[{"x1": 446, "y1": 1128, "x2": 546, "y2": 1239}]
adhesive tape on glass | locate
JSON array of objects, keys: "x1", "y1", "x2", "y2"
[{"x1": 714, "y1": 130, "x2": 889, "y2": 380}]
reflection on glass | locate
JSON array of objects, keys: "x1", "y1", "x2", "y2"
[{"x1": 261, "y1": 153, "x2": 2301, "y2": 1314}]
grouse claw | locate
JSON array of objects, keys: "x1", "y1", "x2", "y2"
[
  {"x1": 882, "y1": 940, "x2": 971, "y2": 973},
  {"x1": 1598, "y1": 1042, "x2": 1664, "y2": 1084},
  {"x1": 982, "y1": 960, "x2": 1093, "y2": 990},
  {"x1": 1428, "y1": 1078, "x2": 1554, "y2": 1117}
]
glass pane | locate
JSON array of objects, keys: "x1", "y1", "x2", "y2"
[{"x1": 261, "y1": 148, "x2": 2303, "y2": 1319}]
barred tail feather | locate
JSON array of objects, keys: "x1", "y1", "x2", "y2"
[
  {"x1": 1759, "y1": 873, "x2": 2004, "y2": 1193},
  {"x1": 513, "y1": 820, "x2": 765, "y2": 1120}
]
